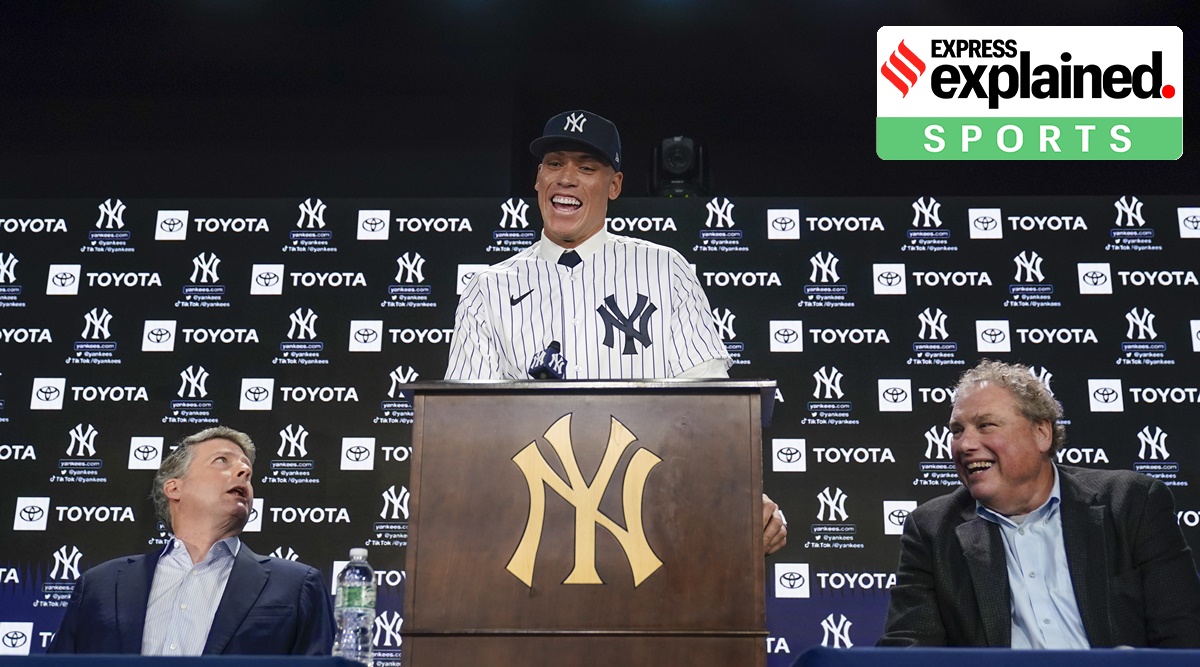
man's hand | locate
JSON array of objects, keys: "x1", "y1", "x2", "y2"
[{"x1": 763, "y1": 493, "x2": 787, "y2": 555}]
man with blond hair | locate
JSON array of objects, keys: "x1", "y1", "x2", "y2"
[{"x1": 50, "y1": 426, "x2": 334, "y2": 655}]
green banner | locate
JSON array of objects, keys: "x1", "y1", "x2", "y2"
[{"x1": 877, "y1": 117, "x2": 1182, "y2": 160}]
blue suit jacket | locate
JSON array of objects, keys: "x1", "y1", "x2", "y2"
[{"x1": 48, "y1": 543, "x2": 335, "y2": 655}]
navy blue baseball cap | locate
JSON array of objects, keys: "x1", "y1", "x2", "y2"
[{"x1": 529, "y1": 110, "x2": 622, "y2": 172}]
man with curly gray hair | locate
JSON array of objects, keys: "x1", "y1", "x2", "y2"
[
  {"x1": 881, "y1": 359, "x2": 1200, "y2": 648},
  {"x1": 50, "y1": 426, "x2": 333, "y2": 655}
]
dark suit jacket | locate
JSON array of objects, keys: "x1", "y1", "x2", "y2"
[
  {"x1": 48, "y1": 542, "x2": 335, "y2": 655},
  {"x1": 880, "y1": 465, "x2": 1200, "y2": 647}
]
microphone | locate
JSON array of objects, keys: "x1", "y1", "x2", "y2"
[{"x1": 528, "y1": 341, "x2": 567, "y2": 380}]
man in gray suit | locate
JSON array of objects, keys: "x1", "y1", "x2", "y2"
[{"x1": 880, "y1": 359, "x2": 1200, "y2": 648}]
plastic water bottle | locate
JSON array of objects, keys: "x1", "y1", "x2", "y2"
[{"x1": 333, "y1": 548, "x2": 376, "y2": 666}]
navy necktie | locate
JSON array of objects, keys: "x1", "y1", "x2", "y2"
[{"x1": 558, "y1": 250, "x2": 581, "y2": 268}]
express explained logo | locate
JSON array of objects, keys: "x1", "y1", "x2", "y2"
[
  {"x1": 880, "y1": 40, "x2": 927, "y2": 98},
  {"x1": 877, "y1": 27, "x2": 1183, "y2": 160}
]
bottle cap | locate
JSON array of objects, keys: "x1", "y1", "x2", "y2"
[{"x1": 350, "y1": 547, "x2": 368, "y2": 559}]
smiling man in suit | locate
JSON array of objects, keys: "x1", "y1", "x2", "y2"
[
  {"x1": 880, "y1": 359, "x2": 1200, "y2": 648},
  {"x1": 49, "y1": 426, "x2": 334, "y2": 655}
]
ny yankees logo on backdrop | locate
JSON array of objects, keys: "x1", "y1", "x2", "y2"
[
  {"x1": 380, "y1": 485, "x2": 410, "y2": 520},
  {"x1": 0, "y1": 253, "x2": 17, "y2": 283},
  {"x1": 911, "y1": 196, "x2": 942, "y2": 227},
  {"x1": 375, "y1": 612, "x2": 404, "y2": 648},
  {"x1": 81, "y1": 308, "x2": 113, "y2": 340},
  {"x1": 1113, "y1": 195, "x2": 1145, "y2": 227},
  {"x1": 499, "y1": 198, "x2": 530, "y2": 229},
  {"x1": 394, "y1": 252, "x2": 425, "y2": 283},
  {"x1": 1137, "y1": 426, "x2": 1169, "y2": 460},
  {"x1": 597, "y1": 294, "x2": 657, "y2": 355},
  {"x1": 924, "y1": 425, "x2": 952, "y2": 460},
  {"x1": 508, "y1": 414, "x2": 662, "y2": 588},
  {"x1": 918, "y1": 307, "x2": 948, "y2": 340},
  {"x1": 191, "y1": 252, "x2": 221, "y2": 284},
  {"x1": 51, "y1": 545, "x2": 83, "y2": 580},
  {"x1": 296, "y1": 198, "x2": 326, "y2": 229},
  {"x1": 278, "y1": 424, "x2": 309, "y2": 457},
  {"x1": 704, "y1": 197, "x2": 736, "y2": 228},
  {"x1": 821, "y1": 614, "x2": 854, "y2": 648},
  {"x1": 67, "y1": 424, "x2": 99, "y2": 457},
  {"x1": 96, "y1": 198, "x2": 126, "y2": 229}
]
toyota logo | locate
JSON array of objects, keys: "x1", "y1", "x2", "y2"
[
  {"x1": 248, "y1": 508, "x2": 259, "y2": 522},
  {"x1": 460, "y1": 272, "x2": 476, "y2": 286},
  {"x1": 877, "y1": 271, "x2": 901, "y2": 287},
  {"x1": 2, "y1": 631, "x2": 27, "y2": 649},
  {"x1": 244, "y1": 386, "x2": 269, "y2": 402},
  {"x1": 882, "y1": 387, "x2": 908, "y2": 403},
  {"x1": 981, "y1": 328, "x2": 1006, "y2": 344},
  {"x1": 19, "y1": 505, "x2": 44, "y2": 522},
  {"x1": 888, "y1": 508, "x2": 911, "y2": 526},
  {"x1": 354, "y1": 328, "x2": 379, "y2": 344},
  {"x1": 972, "y1": 216, "x2": 997, "y2": 231},
  {"x1": 147, "y1": 328, "x2": 172, "y2": 344},
  {"x1": 774, "y1": 328, "x2": 798, "y2": 344},
  {"x1": 35, "y1": 386, "x2": 61, "y2": 402},
  {"x1": 1093, "y1": 387, "x2": 1119, "y2": 404},
  {"x1": 345, "y1": 445, "x2": 370, "y2": 462},
  {"x1": 159, "y1": 217, "x2": 184, "y2": 233},
  {"x1": 1082, "y1": 271, "x2": 1108, "y2": 286},
  {"x1": 52, "y1": 272, "x2": 76, "y2": 287},
  {"x1": 779, "y1": 571, "x2": 805, "y2": 589},
  {"x1": 1183, "y1": 215, "x2": 1200, "y2": 231},
  {"x1": 361, "y1": 217, "x2": 386, "y2": 233},
  {"x1": 134, "y1": 445, "x2": 159, "y2": 461},
  {"x1": 776, "y1": 447, "x2": 801, "y2": 463},
  {"x1": 255, "y1": 272, "x2": 280, "y2": 287},
  {"x1": 771, "y1": 216, "x2": 797, "y2": 232}
]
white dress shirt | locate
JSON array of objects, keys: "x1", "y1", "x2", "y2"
[
  {"x1": 976, "y1": 467, "x2": 1090, "y2": 649},
  {"x1": 141, "y1": 536, "x2": 241, "y2": 655}
]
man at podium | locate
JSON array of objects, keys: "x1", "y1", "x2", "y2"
[
  {"x1": 49, "y1": 426, "x2": 335, "y2": 655},
  {"x1": 881, "y1": 359, "x2": 1200, "y2": 647},
  {"x1": 445, "y1": 109, "x2": 786, "y2": 555}
]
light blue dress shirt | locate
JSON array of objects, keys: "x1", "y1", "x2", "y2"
[
  {"x1": 976, "y1": 466, "x2": 1090, "y2": 649},
  {"x1": 141, "y1": 536, "x2": 241, "y2": 655}
]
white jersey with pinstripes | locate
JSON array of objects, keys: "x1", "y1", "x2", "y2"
[{"x1": 445, "y1": 229, "x2": 732, "y2": 380}]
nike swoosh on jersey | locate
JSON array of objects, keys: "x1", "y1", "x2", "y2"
[{"x1": 510, "y1": 289, "x2": 535, "y2": 306}]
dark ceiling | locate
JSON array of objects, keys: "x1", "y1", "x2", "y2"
[{"x1": 3, "y1": 2, "x2": 1197, "y2": 197}]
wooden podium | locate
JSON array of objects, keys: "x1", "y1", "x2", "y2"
[{"x1": 401, "y1": 380, "x2": 772, "y2": 667}]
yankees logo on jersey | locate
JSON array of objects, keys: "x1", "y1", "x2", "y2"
[{"x1": 445, "y1": 230, "x2": 730, "y2": 380}]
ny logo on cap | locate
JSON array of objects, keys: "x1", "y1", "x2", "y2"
[{"x1": 564, "y1": 112, "x2": 588, "y2": 133}]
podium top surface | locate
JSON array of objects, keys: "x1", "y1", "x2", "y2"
[{"x1": 400, "y1": 379, "x2": 776, "y2": 392}]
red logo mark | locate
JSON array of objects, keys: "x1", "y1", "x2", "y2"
[{"x1": 881, "y1": 40, "x2": 927, "y2": 98}]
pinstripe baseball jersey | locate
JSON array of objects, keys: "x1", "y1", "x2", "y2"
[{"x1": 445, "y1": 229, "x2": 732, "y2": 380}]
